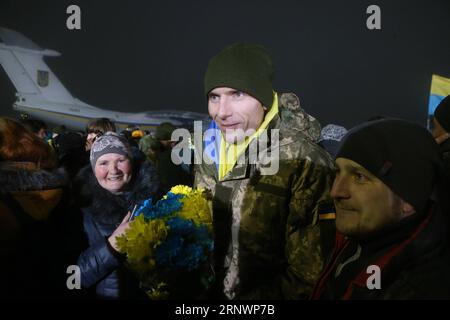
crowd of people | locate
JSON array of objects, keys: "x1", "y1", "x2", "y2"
[{"x1": 1, "y1": 42, "x2": 450, "y2": 300}]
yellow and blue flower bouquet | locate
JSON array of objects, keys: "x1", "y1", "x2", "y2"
[{"x1": 116, "y1": 185, "x2": 213, "y2": 299}]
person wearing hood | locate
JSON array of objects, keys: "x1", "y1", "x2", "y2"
[
  {"x1": 75, "y1": 132, "x2": 162, "y2": 299},
  {"x1": 194, "y1": 43, "x2": 335, "y2": 299},
  {"x1": 318, "y1": 124, "x2": 348, "y2": 158},
  {"x1": 0, "y1": 117, "x2": 70, "y2": 298}
]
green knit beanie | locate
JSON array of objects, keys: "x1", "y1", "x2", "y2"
[
  {"x1": 155, "y1": 122, "x2": 176, "y2": 141},
  {"x1": 204, "y1": 42, "x2": 274, "y2": 108}
]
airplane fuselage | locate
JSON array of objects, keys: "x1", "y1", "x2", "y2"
[{"x1": 0, "y1": 27, "x2": 210, "y2": 133}]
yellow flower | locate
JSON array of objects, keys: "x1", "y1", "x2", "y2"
[
  {"x1": 146, "y1": 282, "x2": 169, "y2": 300},
  {"x1": 168, "y1": 185, "x2": 212, "y2": 229},
  {"x1": 117, "y1": 215, "x2": 169, "y2": 276},
  {"x1": 170, "y1": 185, "x2": 194, "y2": 196},
  {"x1": 116, "y1": 185, "x2": 213, "y2": 299}
]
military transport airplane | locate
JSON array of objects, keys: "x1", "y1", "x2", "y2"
[{"x1": 0, "y1": 27, "x2": 209, "y2": 131}]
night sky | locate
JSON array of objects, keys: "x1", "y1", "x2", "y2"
[{"x1": 1, "y1": 0, "x2": 450, "y2": 129}]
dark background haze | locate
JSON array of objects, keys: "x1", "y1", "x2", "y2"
[{"x1": 1, "y1": 0, "x2": 450, "y2": 129}]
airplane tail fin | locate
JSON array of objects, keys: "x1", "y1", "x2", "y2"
[{"x1": 0, "y1": 27, "x2": 75, "y2": 104}]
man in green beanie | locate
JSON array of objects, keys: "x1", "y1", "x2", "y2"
[
  {"x1": 150, "y1": 122, "x2": 192, "y2": 191},
  {"x1": 194, "y1": 42, "x2": 335, "y2": 299},
  {"x1": 155, "y1": 122, "x2": 177, "y2": 141}
]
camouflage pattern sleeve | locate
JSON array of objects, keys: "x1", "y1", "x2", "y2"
[
  {"x1": 238, "y1": 159, "x2": 334, "y2": 299},
  {"x1": 193, "y1": 162, "x2": 217, "y2": 193},
  {"x1": 283, "y1": 159, "x2": 334, "y2": 298}
]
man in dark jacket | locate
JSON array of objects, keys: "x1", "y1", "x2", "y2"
[{"x1": 312, "y1": 119, "x2": 450, "y2": 300}]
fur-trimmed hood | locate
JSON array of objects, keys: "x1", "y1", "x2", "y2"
[
  {"x1": 0, "y1": 162, "x2": 69, "y2": 221},
  {"x1": 0, "y1": 163, "x2": 68, "y2": 193},
  {"x1": 74, "y1": 160, "x2": 162, "y2": 224}
]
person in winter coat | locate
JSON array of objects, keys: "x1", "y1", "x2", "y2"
[
  {"x1": 75, "y1": 132, "x2": 162, "y2": 299},
  {"x1": 311, "y1": 119, "x2": 450, "y2": 300},
  {"x1": 0, "y1": 117, "x2": 71, "y2": 298},
  {"x1": 152, "y1": 122, "x2": 193, "y2": 192},
  {"x1": 194, "y1": 43, "x2": 336, "y2": 299}
]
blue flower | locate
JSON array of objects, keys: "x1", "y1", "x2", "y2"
[
  {"x1": 155, "y1": 217, "x2": 213, "y2": 272},
  {"x1": 120, "y1": 185, "x2": 213, "y2": 298},
  {"x1": 135, "y1": 193, "x2": 185, "y2": 220}
]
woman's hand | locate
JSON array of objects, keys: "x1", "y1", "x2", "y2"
[
  {"x1": 108, "y1": 212, "x2": 132, "y2": 252},
  {"x1": 435, "y1": 132, "x2": 450, "y2": 145}
]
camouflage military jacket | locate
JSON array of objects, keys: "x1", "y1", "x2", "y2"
[{"x1": 194, "y1": 93, "x2": 335, "y2": 299}]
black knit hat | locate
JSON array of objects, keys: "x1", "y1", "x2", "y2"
[
  {"x1": 204, "y1": 42, "x2": 274, "y2": 108},
  {"x1": 336, "y1": 119, "x2": 443, "y2": 211},
  {"x1": 434, "y1": 95, "x2": 450, "y2": 133}
]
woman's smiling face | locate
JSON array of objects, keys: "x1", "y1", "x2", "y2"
[{"x1": 94, "y1": 153, "x2": 132, "y2": 194}]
